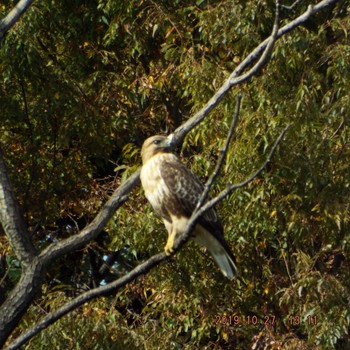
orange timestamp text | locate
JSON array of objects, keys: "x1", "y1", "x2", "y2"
[{"x1": 214, "y1": 314, "x2": 277, "y2": 326}]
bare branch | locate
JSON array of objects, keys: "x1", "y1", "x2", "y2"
[
  {"x1": 0, "y1": 0, "x2": 36, "y2": 43},
  {"x1": 4, "y1": 252, "x2": 167, "y2": 350},
  {"x1": 195, "y1": 94, "x2": 242, "y2": 212},
  {"x1": 281, "y1": 0, "x2": 303, "y2": 11},
  {"x1": 171, "y1": 0, "x2": 337, "y2": 145},
  {"x1": 40, "y1": 170, "x2": 140, "y2": 265},
  {"x1": 172, "y1": 124, "x2": 292, "y2": 254},
  {"x1": 0, "y1": 150, "x2": 36, "y2": 268},
  {"x1": 228, "y1": 0, "x2": 280, "y2": 85},
  {"x1": 0, "y1": 170, "x2": 136, "y2": 347}
]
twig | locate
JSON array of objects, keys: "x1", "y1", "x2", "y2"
[
  {"x1": 330, "y1": 118, "x2": 344, "y2": 139},
  {"x1": 228, "y1": 0, "x2": 280, "y2": 84},
  {"x1": 281, "y1": 0, "x2": 303, "y2": 11},
  {"x1": 172, "y1": 124, "x2": 292, "y2": 254},
  {"x1": 281, "y1": 248, "x2": 295, "y2": 288},
  {"x1": 195, "y1": 94, "x2": 242, "y2": 212}
]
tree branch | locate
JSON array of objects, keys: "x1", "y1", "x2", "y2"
[
  {"x1": 172, "y1": 124, "x2": 292, "y2": 254},
  {"x1": 39, "y1": 170, "x2": 139, "y2": 265},
  {"x1": 0, "y1": 0, "x2": 36, "y2": 43},
  {"x1": 0, "y1": 149, "x2": 36, "y2": 268},
  {"x1": 4, "y1": 252, "x2": 167, "y2": 350},
  {"x1": 281, "y1": 0, "x2": 303, "y2": 11},
  {"x1": 195, "y1": 94, "x2": 242, "y2": 212},
  {"x1": 170, "y1": 0, "x2": 337, "y2": 145},
  {"x1": 34, "y1": 0, "x2": 336, "y2": 266}
]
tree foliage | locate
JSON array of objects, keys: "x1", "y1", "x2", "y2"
[{"x1": 1, "y1": 0, "x2": 350, "y2": 349}]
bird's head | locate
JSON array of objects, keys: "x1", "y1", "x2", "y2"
[{"x1": 141, "y1": 135, "x2": 173, "y2": 164}]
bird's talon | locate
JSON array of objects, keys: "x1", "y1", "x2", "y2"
[{"x1": 164, "y1": 244, "x2": 174, "y2": 255}]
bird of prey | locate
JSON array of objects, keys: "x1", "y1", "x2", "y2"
[{"x1": 140, "y1": 135, "x2": 237, "y2": 279}]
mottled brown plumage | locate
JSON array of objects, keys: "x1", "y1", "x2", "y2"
[{"x1": 140, "y1": 135, "x2": 237, "y2": 278}]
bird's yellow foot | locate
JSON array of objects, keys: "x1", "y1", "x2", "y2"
[{"x1": 164, "y1": 236, "x2": 175, "y2": 255}]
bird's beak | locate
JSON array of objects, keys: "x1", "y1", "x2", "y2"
[{"x1": 165, "y1": 134, "x2": 175, "y2": 148}]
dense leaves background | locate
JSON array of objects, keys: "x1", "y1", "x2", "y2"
[{"x1": 1, "y1": 0, "x2": 349, "y2": 349}]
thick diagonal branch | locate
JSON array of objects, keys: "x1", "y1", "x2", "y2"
[
  {"x1": 0, "y1": 150, "x2": 36, "y2": 267},
  {"x1": 0, "y1": 0, "x2": 36, "y2": 42}
]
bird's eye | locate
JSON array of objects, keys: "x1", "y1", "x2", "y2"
[{"x1": 153, "y1": 139, "x2": 161, "y2": 145}]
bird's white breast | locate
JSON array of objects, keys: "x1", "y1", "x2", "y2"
[{"x1": 140, "y1": 153, "x2": 176, "y2": 214}]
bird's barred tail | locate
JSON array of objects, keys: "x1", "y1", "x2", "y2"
[
  {"x1": 194, "y1": 229, "x2": 237, "y2": 279},
  {"x1": 211, "y1": 248, "x2": 237, "y2": 279}
]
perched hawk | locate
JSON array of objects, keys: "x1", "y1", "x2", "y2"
[{"x1": 140, "y1": 135, "x2": 237, "y2": 279}]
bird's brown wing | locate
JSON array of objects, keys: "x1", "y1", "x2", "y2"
[
  {"x1": 159, "y1": 159, "x2": 223, "y2": 235},
  {"x1": 160, "y1": 158, "x2": 237, "y2": 277}
]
